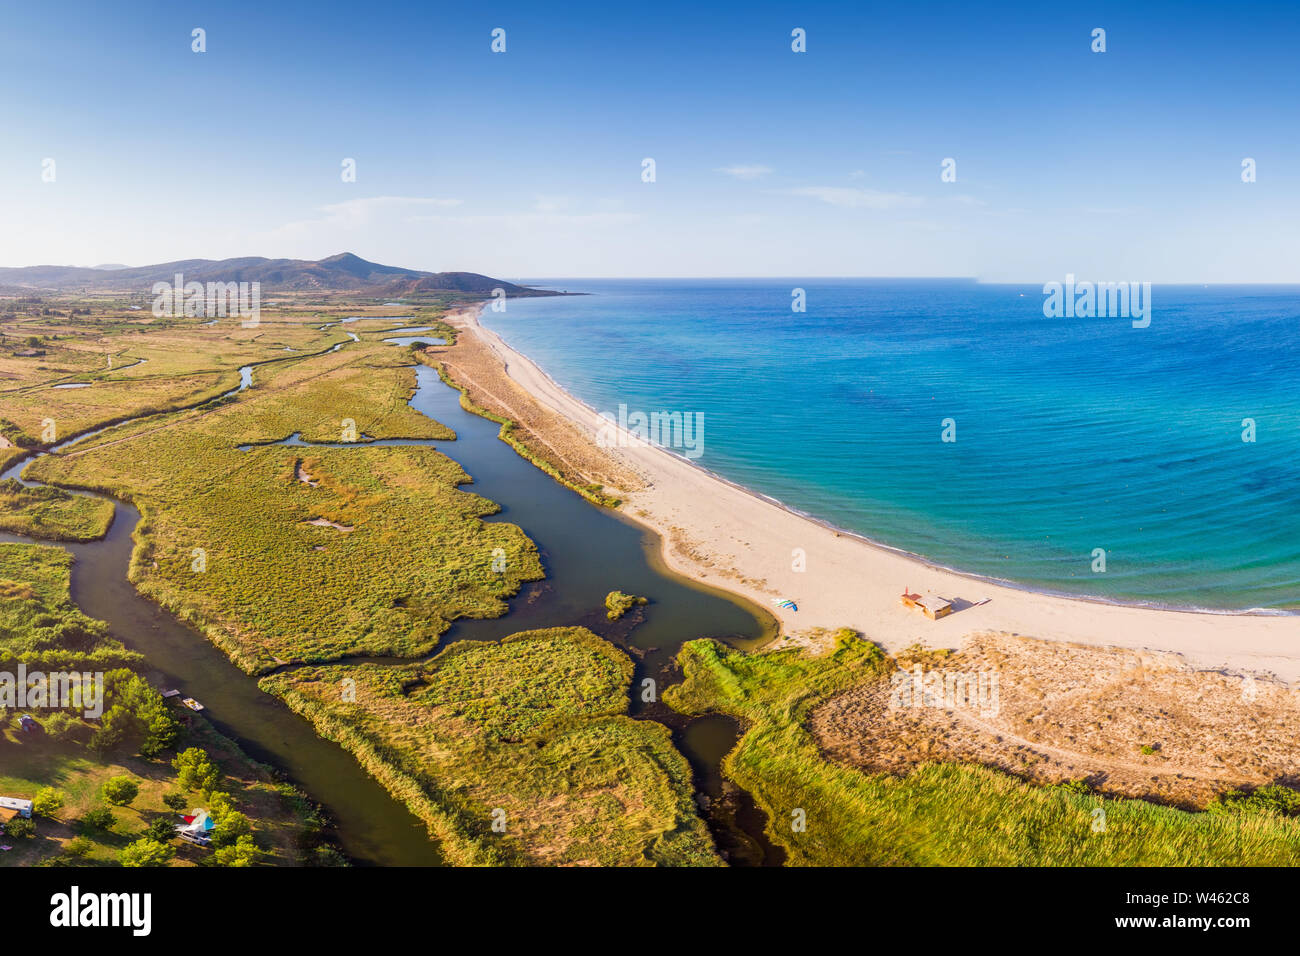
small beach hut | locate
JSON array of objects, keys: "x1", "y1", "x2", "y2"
[{"x1": 900, "y1": 588, "x2": 953, "y2": 621}]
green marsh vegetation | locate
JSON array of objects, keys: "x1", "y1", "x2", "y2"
[
  {"x1": 27, "y1": 330, "x2": 543, "y2": 672},
  {"x1": 262, "y1": 627, "x2": 721, "y2": 866},
  {"x1": 0, "y1": 543, "x2": 138, "y2": 672},
  {"x1": 0, "y1": 306, "x2": 351, "y2": 452},
  {"x1": 665, "y1": 631, "x2": 1300, "y2": 865},
  {"x1": 604, "y1": 590, "x2": 647, "y2": 620},
  {"x1": 0, "y1": 480, "x2": 115, "y2": 540}
]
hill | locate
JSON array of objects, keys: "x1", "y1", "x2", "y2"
[{"x1": 0, "y1": 253, "x2": 556, "y2": 297}]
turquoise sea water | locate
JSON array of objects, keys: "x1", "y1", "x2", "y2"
[{"x1": 485, "y1": 280, "x2": 1300, "y2": 613}]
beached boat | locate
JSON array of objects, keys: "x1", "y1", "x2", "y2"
[{"x1": 181, "y1": 698, "x2": 205, "y2": 712}]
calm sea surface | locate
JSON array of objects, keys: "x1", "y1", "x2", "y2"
[{"x1": 486, "y1": 279, "x2": 1300, "y2": 612}]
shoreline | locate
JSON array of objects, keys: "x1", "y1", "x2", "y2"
[{"x1": 441, "y1": 304, "x2": 1300, "y2": 683}]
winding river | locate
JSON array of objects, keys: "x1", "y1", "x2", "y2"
[
  {"x1": 1, "y1": 327, "x2": 784, "y2": 866},
  {"x1": 1, "y1": 364, "x2": 442, "y2": 865}
]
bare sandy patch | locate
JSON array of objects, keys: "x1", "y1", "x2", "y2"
[{"x1": 811, "y1": 632, "x2": 1300, "y2": 807}]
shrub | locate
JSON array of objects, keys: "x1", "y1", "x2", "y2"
[
  {"x1": 101, "y1": 775, "x2": 140, "y2": 806},
  {"x1": 4, "y1": 817, "x2": 35, "y2": 839},
  {"x1": 65, "y1": 836, "x2": 93, "y2": 858},
  {"x1": 310, "y1": 845, "x2": 349, "y2": 867},
  {"x1": 79, "y1": 806, "x2": 115, "y2": 831},
  {"x1": 161, "y1": 791, "x2": 188, "y2": 812},
  {"x1": 32, "y1": 787, "x2": 66, "y2": 817},
  {"x1": 604, "y1": 590, "x2": 647, "y2": 621},
  {"x1": 1209, "y1": 784, "x2": 1300, "y2": 818},
  {"x1": 120, "y1": 837, "x2": 175, "y2": 867},
  {"x1": 42, "y1": 711, "x2": 87, "y2": 743}
]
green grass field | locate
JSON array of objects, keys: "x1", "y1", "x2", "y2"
[{"x1": 665, "y1": 631, "x2": 1300, "y2": 865}]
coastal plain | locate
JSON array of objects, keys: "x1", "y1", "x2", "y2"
[{"x1": 2, "y1": 292, "x2": 1298, "y2": 867}]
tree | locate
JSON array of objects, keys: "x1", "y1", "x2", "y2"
[
  {"x1": 173, "y1": 747, "x2": 222, "y2": 794},
  {"x1": 211, "y1": 834, "x2": 262, "y2": 867},
  {"x1": 120, "y1": 837, "x2": 175, "y2": 867},
  {"x1": 88, "y1": 706, "x2": 130, "y2": 753},
  {"x1": 32, "y1": 787, "x2": 66, "y2": 818},
  {"x1": 101, "y1": 775, "x2": 140, "y2": 806},
  {"x1": 161, "y1": 791, "x2": 188, "y2": 812},
  {"x1": 143, "y1": 817, "x2": 178, "y2": 842},
  {"x1": 207, "y1": 792, "x2": 252, "y2": 848},
  {"x1": 89, "y1": 672, "x2": 179, "y2": 758}
]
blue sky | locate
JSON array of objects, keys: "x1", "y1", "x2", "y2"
[{"x1": 2, "y1": 0, "x2": 1298, "y2": 280}]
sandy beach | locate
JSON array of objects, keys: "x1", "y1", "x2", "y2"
[{"x1": 438, "y1": 305, "x2": 1300, "y2": 683}]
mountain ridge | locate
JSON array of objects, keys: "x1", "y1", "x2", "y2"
[{"x1": 0, "y1": 253, "x2": 557, "y2": 297}]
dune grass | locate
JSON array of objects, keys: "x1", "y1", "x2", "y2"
[
  {"x1": 425, "y1": 356, "x2": 623, "y2": 508},
  {"x1": 262, "y1": 627, "x2": 721, "y2": 867},
  {"x1": 665, "y1": 631, "x2": 1300, "y2": 866}
]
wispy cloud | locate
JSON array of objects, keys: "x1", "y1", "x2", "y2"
[
  {"x1": 784, "y1": 186, "x2": 922, "y2": 209},
  {"x1": 716, "y1": 164, "x2": 774, "y2": 180},
  {"x1": 407, "y1": 211, "x2": 640, "y2": 228},
  {"x1": 262, "y1": 196, "x2": 464, "y2": 241},
  {"x1": 319, "y1": 195, "x2": 463, "y2": 218},
  {"x1": 533, "y1": 195, "x2": 572, "y2": 213}
]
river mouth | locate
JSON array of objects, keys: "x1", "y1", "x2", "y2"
[
  {"x1": 218, "y1": 353, "x2": 784, "y2": 863},
  {"x1": 3, "y1": 342, "x2": 784, "y2": 866},
  {"x1": 394, "y1": 359, "x2": 783, "y2": 864}
]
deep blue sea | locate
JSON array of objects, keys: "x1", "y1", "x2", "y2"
[{"x1": 486, "y1": 279, "x2": 1300, "y2": 612}]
